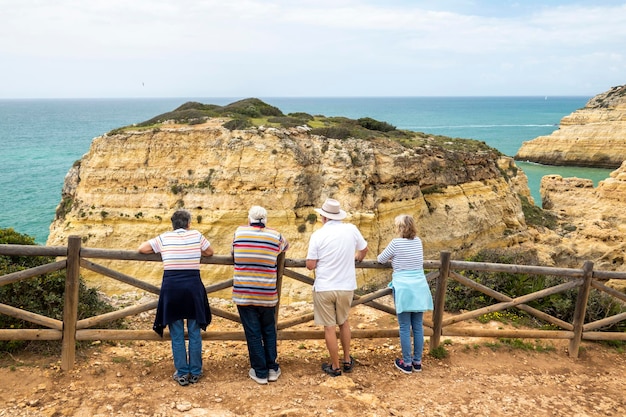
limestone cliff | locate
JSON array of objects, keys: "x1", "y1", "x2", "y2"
[
  {"x1": 48, "y1": 116, "x2": 531, "y2": 295},
  {"x1": 515, "y1": 85, "x2": 626, "y2": 168},
  {"x1": 533, "y1": 162, "x2": 626, "y2": 291}
]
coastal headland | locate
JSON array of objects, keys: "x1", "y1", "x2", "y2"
[
  {"x1": 516, "y1": 85, "x2": 626, "y2": 168},
  {"x1": 46, "y1": 90, "x2": 626, "y2": 294}
]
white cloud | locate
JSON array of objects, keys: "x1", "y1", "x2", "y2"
[{"x1": 0, "y1": 0, "x2": 624, "y2": 97}]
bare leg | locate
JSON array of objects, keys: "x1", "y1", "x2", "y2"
[
  {"x1": 324, "y1": 325, "x2": 340, "y2": 370},
  {"x1": 339, "y1": 320, "x2": 351, "y2": 363}
]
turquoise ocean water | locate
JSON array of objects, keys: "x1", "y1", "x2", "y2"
[{"x1": 0, "y1": 97, "x2": 614, "y2": 244}]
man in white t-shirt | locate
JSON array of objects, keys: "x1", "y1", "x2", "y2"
[{"x1": 306, "y1": 198, "x2": 368, "y2": 377}]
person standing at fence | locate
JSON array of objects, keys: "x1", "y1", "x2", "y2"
[
  {"x1": 306, "y1": 198, "x2": 368, "y2": 377},
  {"x1": 232, "y1": 206, "x2": 290, "y2": 384},
  {"x1": 138, "y1": 209, "x2": 214, "y2": 386},
  {"x1": 377, "y1": 214, "x2": 433, "y2": 374}
]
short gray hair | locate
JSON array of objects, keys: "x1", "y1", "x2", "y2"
[
  {"x1": 248, "y1": 205, "x2": 267, "y2": 225},
  {"x1": 171, "y1": 209, "x2": 191, "y2": 230}
]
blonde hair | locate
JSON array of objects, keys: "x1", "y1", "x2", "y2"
[{"x1": 395, "y1": 214, "x2": 417, "y2": 239}]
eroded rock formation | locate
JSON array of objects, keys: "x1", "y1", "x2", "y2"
[
  {"x1": 515, "y1": 85, "x2": 626, "y2": 168},
  {"x1": 536, "y1": 162, "x2": 626, "y2": 291},
  {"x1": 47, "y1": 121, "x2": 530, "y2": 294}
]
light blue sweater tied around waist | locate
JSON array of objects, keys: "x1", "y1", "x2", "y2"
[{"x1": 388, "y1": 269, "x2": 434, "y2": 314}]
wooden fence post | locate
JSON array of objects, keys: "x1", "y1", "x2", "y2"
[
  {"x1": 275, "y1": 252, "x2": 286, "y2": 324},
  {"x1": 61, "y1": 235, "x2": 81, "y2": 370},
  {"x1": 569, "y1": 260, "x2": 594, "y2": 358},
  {"x1": 431, "y1": 251, "x2": 450, "y2": 351}
]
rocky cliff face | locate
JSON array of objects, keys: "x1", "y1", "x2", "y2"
[
  {"x1": 515, "y1": 85, "x2": 626, "y2": 168},
  {"x1": 47, "y1": 121, "x2": 530, "y2": 294},
  {"x1": 536, "y1": 161, "x2": 626, "y2": 291}
]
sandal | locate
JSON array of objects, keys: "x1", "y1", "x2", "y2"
[
  {"x1": 321, "y1": 362, "x2": 342, "y2": 377},
  {"x1": 342, "y1": 356, "x2": 355, "y2": 373},
  {"x1": 172, "y1": 373, "x2": 190, "y2": 386}
]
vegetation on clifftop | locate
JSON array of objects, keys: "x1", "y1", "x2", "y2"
[
  {"x1": 587, "y1": 84, "x2": 626, "y2": 109},
  {"x1": 107, "y1": 98, "x2": 496, "y2": 154},
  {"x1": 444, "y1": 248, "x2": 626, "y2": 333}
]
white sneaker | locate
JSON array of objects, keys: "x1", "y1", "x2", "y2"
[
  {"x1": 249, "y1": 368, "x2": 268, "y2": 385},
  {"x1": 268, "y1": 367, "x2": 281, "y2": 382}
]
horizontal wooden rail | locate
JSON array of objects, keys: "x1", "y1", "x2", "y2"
[
  {"x1": 0, "y1": 260, "x2": 66, "y2": 287},
  {"x1": 0, "y1": 329, "x2": 62, "y2": 341},
  {"x1": 75, "y1": 328, "x2": 415, "y2": 341},
  {"x1": 441, "y1": 328, "x2": 574, "y2": 339},
  {"x1": 1, "y1": 239, "x2": 625, "y2": 370}
]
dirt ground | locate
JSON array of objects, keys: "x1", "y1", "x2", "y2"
[{"x1": 1, "y1": 297, "x2": 625, "y2": 417}]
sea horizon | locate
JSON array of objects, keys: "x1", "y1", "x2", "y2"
[
  {"x1": 0, "y1": 94, "x2": 589, "y2": 98},
  {"x1": 0, "y1": 96, "x2": 613, "y2": 244}
]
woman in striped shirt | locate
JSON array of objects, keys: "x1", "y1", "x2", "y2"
[
  {"x1": 377, "y1": 214, "x2": 433, "y2": 374},
  {"x1": 139, "y1": 209, "x2": 213, "y2": 386}
]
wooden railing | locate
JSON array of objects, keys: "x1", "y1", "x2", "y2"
[{"x1": 1, "y1": 236, "x2": 625, "y2": 370}]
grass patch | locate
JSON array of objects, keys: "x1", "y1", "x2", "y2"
[
  {"x1": 600, "y1": 340, "x2": 626, "y2": 353},
  {"x1": 483, "y1": 338, "x2": 555, "y2": 352},
  {"x1": 477, "y1": 311, "x2": 531, "y2": 327},
  {"x1": 430, "y1": 345, "x2": 449, "y2": 359}
]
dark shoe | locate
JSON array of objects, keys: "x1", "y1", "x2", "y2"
[
  {"x1": 412, "y1": 362, "x2": 422, "y2": 372},
  {"x1": 321, "y1": 363, "x2": 342, "y2": 377},
  {"x1": 394, "y1": 359, "x2": 412, "y2": 374},
  {"x1": 173, "y1": 373, "x2": 190, "y2": 386},
  {"x1": 342, "y1": 356, "x2": 355, "y2": 373},
  {"x1": 189, "y1": 374, "x2": 202, "y2": 384}
]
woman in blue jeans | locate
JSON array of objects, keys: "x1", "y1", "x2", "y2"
[
  {"x1": 139, "y1": 209, "x2": 214, "y2": 386},
  {"x1": 377, "y1": 214, "x2": 433, "y2": 374}
]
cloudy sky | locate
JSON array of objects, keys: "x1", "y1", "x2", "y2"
[{"x1": 1, "y1": 0, "x2": 624, "y2": 98}]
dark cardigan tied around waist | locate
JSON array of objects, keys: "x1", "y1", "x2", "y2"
[{"x1": 153, "y1": 269, "x2": 212, "y2": 337}]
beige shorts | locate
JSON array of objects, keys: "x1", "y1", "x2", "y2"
[{"x1": 313, "y1": 290, "x2": 354, "y2": 327}]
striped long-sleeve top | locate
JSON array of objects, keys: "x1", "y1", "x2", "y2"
[
  {"x1": 376, "y1": 237, "x2": 424, "y2": 271},
  {"x1": 232, "y1": 225, "x2": 289, "y2": 307}
]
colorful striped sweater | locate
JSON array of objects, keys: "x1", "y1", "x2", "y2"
[{"x1": 232, "y1": 225, "x2": 289, "y2": 307}]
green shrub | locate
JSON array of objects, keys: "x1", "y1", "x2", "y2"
[
  {"x1": 223, "y1": 118, "x2": 253, "y2": 131},
  {"x1": 520, "y1": 195, "x2": 557, "y2": 229},
  {"x1": 0, "y1": 228, "x2": 122, "y2": 353},
  {"x1": 287, "y1": 112, "x2": 314, "y2": 121},
  {"x1": 443, "y1": 248, "x2": 626, "y2": 332},
  {"x1": 56, "y1": 197, "x2": 74, "y2": 220},
  {"x1": 173, "y1": 102, "x2": 220, "y2": 112},
  {"x1": 267, "y1": 116, "x2": 309, "y2": 128},
  {"x1": 222, "y1": 98, "x2": 283, "y2": 118},
  {"x1": 196, "y1": 169, "x2": 215, "y2": 192},
  {"x1": 430, "y1": 345, "x2": 448, "y2": 359},
  {"x1": 357, "y1": 117, "x2": 396, "y2": 132},
  {"x1": 309, "y1": 126, "x2": 353, "y2": 140}
]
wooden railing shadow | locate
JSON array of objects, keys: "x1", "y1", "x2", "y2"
[{"x1": 1, "y1": 236, "x2": 625, "y2": 370}]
